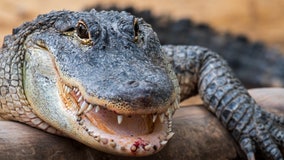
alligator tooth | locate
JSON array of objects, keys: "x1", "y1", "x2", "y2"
[
  {"x1": 95, "y1": 105, "x2": 100, "y2": 113},
  {"x1": 174, "y1": 99, "x2": 180, "y2": 109},
  {"x1": 74, "y1": 88, "x2": 79, "y2": 92},
  {"x1": 85, "y1": 104, "x2": 94, "y2": 113},
  {"x1": 130, "y1": 145, "x2": 137, "y2": 152},
  {"x1": 109, "y1": 141, "x2": 116, "y2": 148},
  {"x1": 159, "y1": 113, "x2": 165, "y2": 123},
  {"x1": 168, "y1": 126, "x2": 173, "y2": 133},
  {"x1": 94, "y1": 135, "x2": 100, "y2": 142},
  {"x1": 152, "y1": 114, "x2": 157, "y2": 123},
  {"x1": 78, "y1": 119, "x2": 84, "y2": 125},
  {"x1": 144, "y1": 144, "x2": 152, "y2": 151},
  {"x1": 87, "y1": 129, "x2": 94, "y2": 135},
  {"x1": 77, "y1": 117, "x2": 82, "y2": 122},
  {"x1": 77, "y1": 96, "x2": 83, "y2": 102},
  {"x1": 160, "y1": 140, "x2": 168, "y2": 146},
  {"x1": 117, "y1": 115, "x2": 123, "y2": 124},
  {"x1": 166, "y1": 108, "x2": 173, "y2": 119},
  {"x1": 166, "y1": 108, "x2": 172, "y2": 116},
  {"x1": 166, "y1": 132, "x2": 175, "y2": 140},
  {"x1": 65, "y1": 86, "x2": 71, "y2": 93},
  {"x1": 76, "y1": 91, "x2": 81, "y2": 96},
  {"x1": 77, "y1": 101, "x2": 88, "y2": 115},
  {"x1": 63, "y1": 85, "x2": 66, "y2": 92}
]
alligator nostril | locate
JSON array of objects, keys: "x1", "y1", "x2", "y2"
[
  {"x1": 126, "y1": 80, "x2": 140, "y2": 87},
  {"x1": 113, "y1": 79, "x2": 171, "y2": 109}
]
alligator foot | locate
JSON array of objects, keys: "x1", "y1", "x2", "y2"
[{"x1": 239, "y1": 108, "x2": 284, "y2": 160}]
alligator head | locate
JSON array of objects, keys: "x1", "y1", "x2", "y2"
[{"x1": 21, "y1": 10, "x2": 180, "y2": 156}]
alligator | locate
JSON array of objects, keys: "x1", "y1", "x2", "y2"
[{"x1": 0, "y1": 10, "x2": 283, "y2": 159}]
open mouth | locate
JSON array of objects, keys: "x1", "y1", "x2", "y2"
[{"x1": 60, "y1": 82, "x2": 177, "y2": 155}]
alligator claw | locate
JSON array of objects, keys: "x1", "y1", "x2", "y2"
[
  {"x1": 246, "y1": 152, "x2": 255, "y2": 160},
  {"x1": 239, "y1": 108, "x2": 284, "y2": 160},
  {"x1": 240, "y1": 137, "x2": 255, "y2": 160}
]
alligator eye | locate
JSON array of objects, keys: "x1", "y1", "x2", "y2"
[
  {"x1": 133, "y1": 18, "x2": 139, "y2": 42},
  {"x1": 76, "y1": 20, "x2": 90, "y2": 39}
]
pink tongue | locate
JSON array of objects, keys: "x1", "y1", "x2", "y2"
[{"x1": 85, "y1": 109, "x2": 154, "y2": 136}]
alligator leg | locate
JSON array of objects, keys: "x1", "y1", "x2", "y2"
[
  {"x1": 163, "y1": 45, "x2": 284, "y2": 160},
  {"x1": 266, "y1": 112, "x2": 284, "y2": 146}
]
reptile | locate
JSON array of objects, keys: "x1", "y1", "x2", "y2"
[{"x1": 0, "y1": 10, "x2": 283, "y2": 159}]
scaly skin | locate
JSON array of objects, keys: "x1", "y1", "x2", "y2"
[
  {"x1": 164, "y1": 45, "x2": 284, "y2": 159},
  {"x1": 0, "y1": 10, "x2": 283, "y2": 159}
]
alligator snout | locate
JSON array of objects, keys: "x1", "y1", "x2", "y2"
[{"x1": 119, "y1": 80, "x2": 160, "y2": 108}]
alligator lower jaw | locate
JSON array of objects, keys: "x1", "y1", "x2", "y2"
[
  {"x1": 81, "y1": 112, "x2": 173, "y2": 155},
  {"x1": 61, "y1": 83, "x2": 176, "y2": 155}
]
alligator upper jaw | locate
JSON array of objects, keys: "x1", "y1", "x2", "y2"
[{"x1": 60, "y1": 83, "x2": 177, "y2": 156}]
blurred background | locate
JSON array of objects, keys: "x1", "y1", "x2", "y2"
[
  {"x1": 0, "y1": 0, "x2": 284, "y2": 88},
  {"x1": 1, "y1": 0, "x2": 284, "y2": 50}
]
